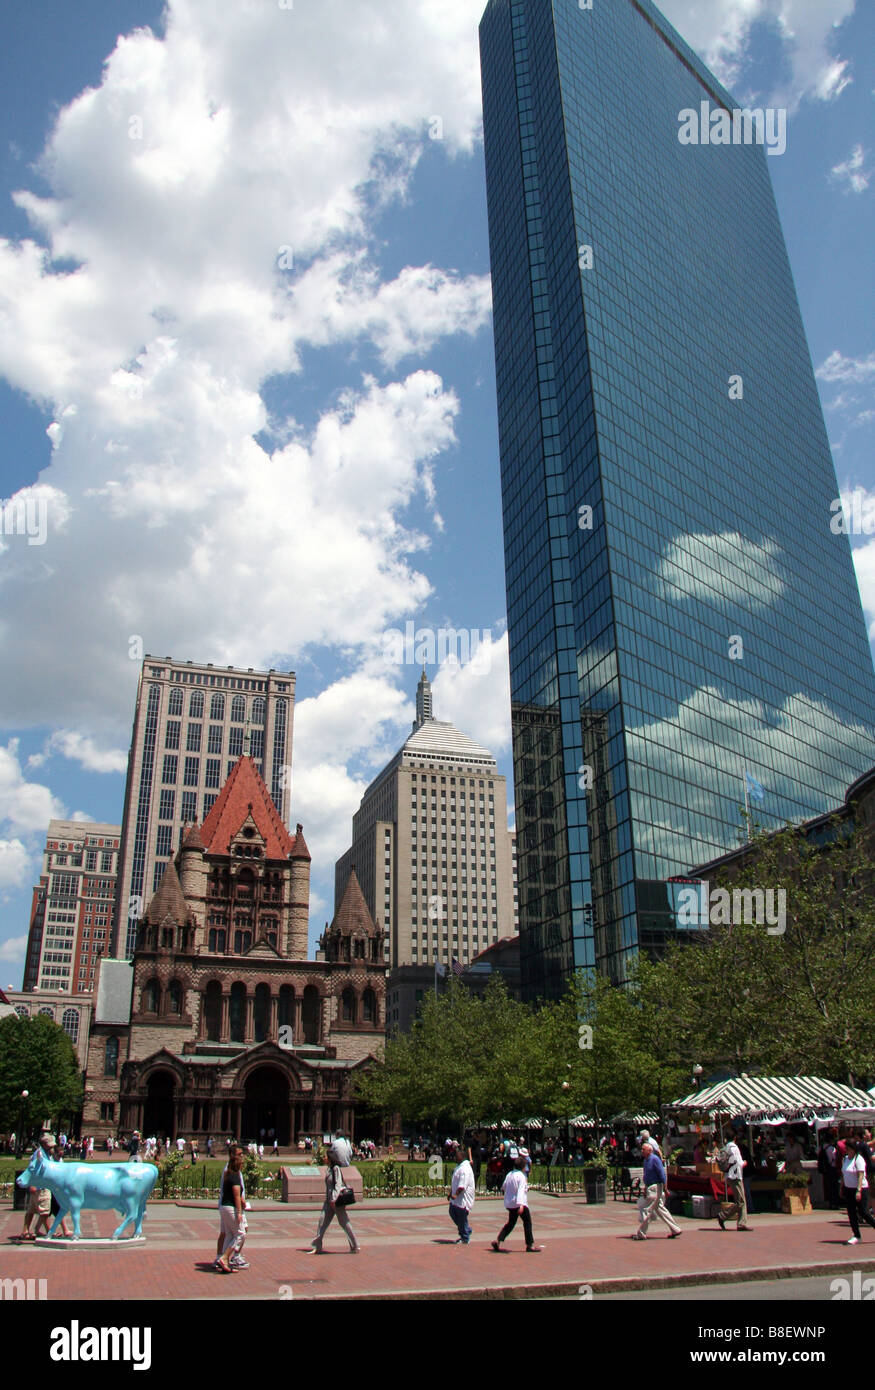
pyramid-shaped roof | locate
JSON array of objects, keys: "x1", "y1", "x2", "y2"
[
  {"x1": 145, "y1": 859, "x2": 190, "y2": 925},
  {"x1": 330, "y1": 868, "x2": 379, "y2": 937},
  {"x1": 402, "y1": 719, "x2": 496, "y2": 766},
  {"x1": 200, "y1": 756, "x2": 297, "y2": 860}
]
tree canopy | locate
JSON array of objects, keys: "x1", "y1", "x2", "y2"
[{"x1": 0, "y1": 1012, "x2": 83, "y2": 1136}]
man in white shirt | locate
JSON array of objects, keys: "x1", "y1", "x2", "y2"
[
  {"x1": 492, "y1": 1156, "x2": 542, "y2": 1252},
  {"x1": 329, "y1": 1132, "x2": 353, "y2": 1168},
  {"x1": 176, "y1": 1136, "x2": 185, "y2": 1155},
  {"x1": 716, "y1": 1136, "x2": 752, "y2": 1231},
  {"x1": 448, "y1": 1143, "x2": 475, "y2": 1244}
]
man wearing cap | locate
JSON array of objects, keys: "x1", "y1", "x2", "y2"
[{"x1": 128, "y1": 1130, "x2": 142, "y2": 1162}]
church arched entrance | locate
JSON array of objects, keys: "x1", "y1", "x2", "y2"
[
  {"x1": 143, "y1": 1070, "x2": 176, "y2": 1141},
  {"x1": 241, "y1": 1066, "x2": 290, "y2": 1146}
]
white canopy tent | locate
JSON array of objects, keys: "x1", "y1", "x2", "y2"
[{"x1": 667, "y1": 1075, "x2": 875, "y2": 1126}]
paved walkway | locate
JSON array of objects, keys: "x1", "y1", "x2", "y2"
[{"x1": 3, "y1": 1196, "x2": 872, "y2": 1300}]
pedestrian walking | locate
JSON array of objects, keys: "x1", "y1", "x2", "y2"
[
  {"x1": 842, "y1": 1138, "x2": 875, "y2": 1244},
  {"x1": 448, "y1": 1142, "x2": 475, "y2": 1244},
  {"x1": 305, "y1": 1146, "x2": 359, "y2": 1254},
  {"x1": 715, "y1": 1134, "x2": 752, "y2": 1231},
  {"x1": 215, "y1": 1147, "x2": 249, "y2": 1272},
  {"x1": 272, "y1": 1136, "x2": 279, "y2": 1156},
  {"x1": 632, "y1": 1143, "x2": 681, "y2": 1240},
  {"x1": 492, "y1": 1155, "x2": 542, "y2": 1252}
]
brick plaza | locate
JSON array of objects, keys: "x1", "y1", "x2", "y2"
[{"x1": 3, "y1": 1193, "x2": 873, "y2": 1300}]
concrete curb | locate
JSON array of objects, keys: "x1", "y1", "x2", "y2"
[{"x1": 319, "y1": 1257, "x2": 875, "y2": 1301}]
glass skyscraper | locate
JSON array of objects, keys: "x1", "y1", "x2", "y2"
[{"x1": 480, "y1": 0, "x2": 875, "y2": 997}]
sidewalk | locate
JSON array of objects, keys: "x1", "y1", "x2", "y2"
[{"x1": 2, "y1": 1195, "x2": 871, "y2": 1300}]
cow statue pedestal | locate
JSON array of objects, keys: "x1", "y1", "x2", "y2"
[{"x1": 16, "y1": 1148, "x2": 158, "y2": 1241}]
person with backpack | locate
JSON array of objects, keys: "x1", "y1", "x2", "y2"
[{"x1": 715, "y1": 1133, "x2": 752, "y2": 1231}]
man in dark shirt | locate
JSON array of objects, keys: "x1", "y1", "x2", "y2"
[{"x1": 128, "y1": 1130, "x2": 141, "y2": 1162}]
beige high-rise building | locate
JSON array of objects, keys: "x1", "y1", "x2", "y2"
[
  {"x1": 113, "y1": 655, "x2": 295, "y2": 958},
  {"x1": 23, "y1": 820, "x2": 121, "y2": 995},
  {"x1": 335, "y1": 672, "x2": 518, "y2": 968}
]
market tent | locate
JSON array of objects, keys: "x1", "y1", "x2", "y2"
[
  {"x1": 610, "y1": 1111, "x2": 659, "y2": 1127},
  {"x1": 814, "y1": 1108, "x2": 875, "y2": 1131},
  {"x1": 667, "y1": 1075, "x2": 875, "y2": 1122}
]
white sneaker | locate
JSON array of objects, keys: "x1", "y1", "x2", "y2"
[{"x1": 846, "y1": 1236, "x2": 860, "y2": 1245}]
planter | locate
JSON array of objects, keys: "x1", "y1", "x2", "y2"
[
  {"x1": 583, "y1": 1171, "x2": 607, "y2": 1205},
  {"x1": 780, "y1": 1188, "x2": 811, "y2": 1215}
]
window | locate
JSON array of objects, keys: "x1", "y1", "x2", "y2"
[
  {"x1": 159, "y1": 788, "x2": 175, "y2": 820},
  {"x1": 341, "y1": 988, "x2": 356, "y2": 1023},
  {"x1": 156, "y1": 825, "x2": 172, "y2": 856},
  {"x1": 181, "y1": 791, "x2": 197, "y2": 822},
  {"x1": 183, "y1": 755, "x2": 199, "y2": 786},
  {"x1": 234, "y1": 930, "x2": 252, "y2": 953},
  {"x1": 100, "y1": 1102, "x2": 115, "y2": 1122},
  {"x1": 252, "y1": 696, "x2": 266, "y2": 726},
  {"x1": 229, "y1": 727, "x2": 243, "y2": 758},
  {"x1": 143, "y1": 979, "x2": 160, "y2": 1012},
  {"x1": 85, "y1": 850, "x2": 97, "y2": 871},
  {"x1": 210, "y1": 693, "x2": 225, "y2": 720},
  {"x1": 169, "y1": 687, "x2": 183, "y2": 716},
  {"x1": 186, "y1": 723, "x2": 202, "y2": 752},
  {"x1": 205, "y1": 758, "x2": 221, "y2": 789},
  {"x1": 165, "y1": 720, "x2": 180, "y2": 749},
  {"x1": 203, "y1": 793, "x2": 218, "y2": 818},
  {"x1": 168, "y1": 980, "x2": 183, "y2": 1014},
  {"x1": 208, "y1": 928, "x2": 226, "y2": 953},
  {"x1": 190, "y1": 690, "x2": 204, "y2": 718},
  {"x1": 207, "y1": 724, "x2": 223, "y2": 754},
  {"x1": 104, "y1": 1036, "x2": 119, "y2": 1078},
  {"x1": 162, "y1": 755, "x2": 178, "y2": 784},
  {"x1": 363, "y1": 988, "x2": 376, "y2": 1024},
  {"x1": 231, "y1": 695, "x2": 246, "y2": 722}
]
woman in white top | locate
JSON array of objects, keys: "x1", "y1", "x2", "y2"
[{"x1": 842, "y1": 1138, "x2": 875, "y2": 1244}]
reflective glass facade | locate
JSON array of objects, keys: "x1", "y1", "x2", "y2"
[{"x1": 480, "y1": 0, "x2": 875, "y2": 997}]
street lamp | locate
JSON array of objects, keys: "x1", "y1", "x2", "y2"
[
  {"x1": 561, "y1": 1080, "x2": 571, "y2": 1161},
  {"x1": 16, "y1": 1090, "x2": 29, "y2": 1158},
  {"x1": 692, "y1": 1064, "x2": 703, "y2": 1091}
]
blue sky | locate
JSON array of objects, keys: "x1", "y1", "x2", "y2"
[{"x1": 0, "y1": 0, "x2": 872, "y2": 980}]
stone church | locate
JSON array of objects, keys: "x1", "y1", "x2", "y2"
[{"x1": 82, "y1": 756, "x2": 386, "y2": 1145}]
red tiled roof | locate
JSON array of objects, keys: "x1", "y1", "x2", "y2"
[{"x1": 200, "y1": 756, "x2": 297, "y2": 860}]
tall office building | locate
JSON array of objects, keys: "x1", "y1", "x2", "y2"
[
  {"x1": 335, "y1": 671, "x2": 518, "y2": 968},
  {"x1": 113, "y1": 656, "x2": 295, "y2": 957},
  {"x1": 480, "y1": 0, "x2": 875, "y2": 996},
  {"x1": 23, "y1": 820, "x2": 120, "y2": 995}
]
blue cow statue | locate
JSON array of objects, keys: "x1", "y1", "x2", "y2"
[{"x1": 16, "y1": 1146, "x2": 158, "y2": 1239}]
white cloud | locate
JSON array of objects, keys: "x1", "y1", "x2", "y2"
[
  {"x1": 47, "y1": 730, "x2": 127, "y2": 774},
  {"x1": 660, "y1": 0, "x2": 856, "y2": 109},
  {"x1": 0, "y1": 741, "x2": 66, "y2": 836},
  {"x1": 657, "y1": 533, "x2": 785, "y2": 609},
  {"x1": 0, "y1": 0, "x2": 492, "y2": 741},
  {"x1": 829, "y1": 144, "x2": 871, "y2": 194},
  {"x1": 817, "y1": 351, "x2": 875, "y2": 384},
  {"x1": 0, "y1": 848, "x2": 31, "y2": 896},
  {"x1": 431, "y1": 630, "x2": 512, "y2": 758}
]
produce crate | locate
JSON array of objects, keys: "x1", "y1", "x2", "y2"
[{"x1": 692, "y1": 1194, "x2": 717, "y2": 1218}]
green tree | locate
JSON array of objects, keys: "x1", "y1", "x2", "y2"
[
  {"x1": 0, "y1": 1013, "x2": 82, "y2": 1137},
  {"x1": 646, "y1": 817, "x2": 875, "y2": 1085}
]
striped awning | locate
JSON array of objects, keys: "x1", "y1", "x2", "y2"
[
  {"x1": 610, "y1": 1111, "x2": 659, "y2": 1127},
  {"x1": 668, "y1": 1075, "x2": 875, "y2": 1122}
]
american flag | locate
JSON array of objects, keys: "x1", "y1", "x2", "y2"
[{"x1": 451, "y1": 957, "x2": 464, "y2": 976}]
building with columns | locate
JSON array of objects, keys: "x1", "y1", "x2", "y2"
[{"x1": 82, "y1": 755, "x2": 386, "y2": 1145}]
